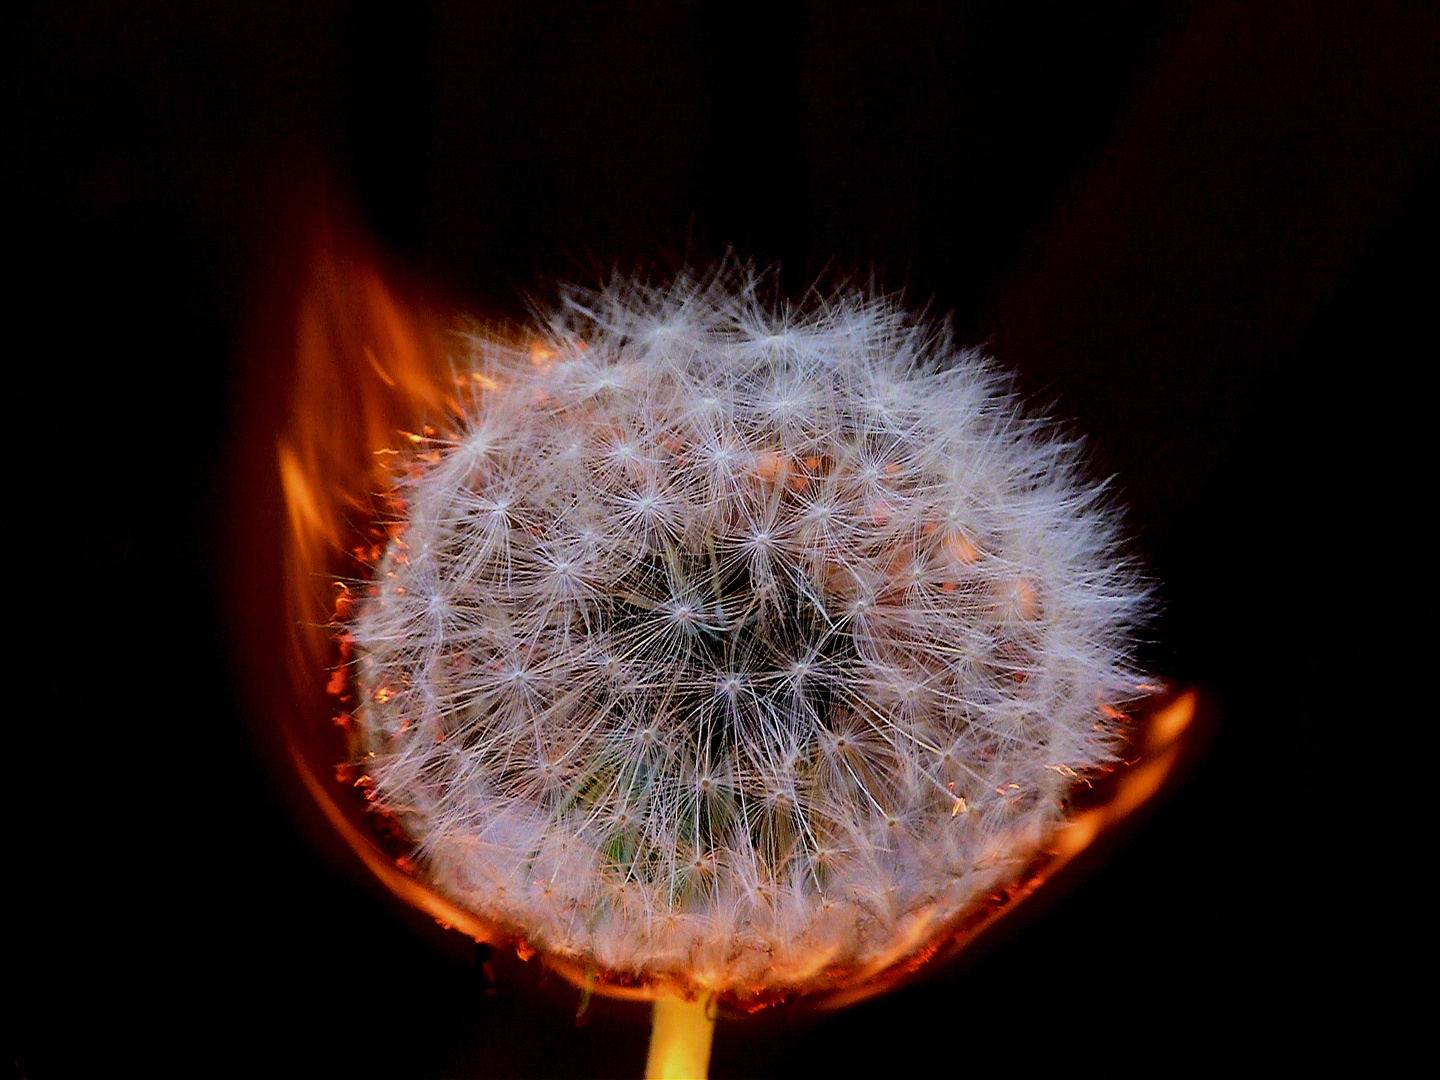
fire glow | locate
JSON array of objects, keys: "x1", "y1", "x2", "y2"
[{"x1": 269, "y1": 236, "x2": 1201, "y2": 1017}]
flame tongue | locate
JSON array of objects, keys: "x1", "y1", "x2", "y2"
[{"x1": 279, "y1": 243, "x2": 457, "y2": 666}]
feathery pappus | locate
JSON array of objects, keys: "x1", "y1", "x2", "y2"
[{"x1": 347, "y1": 266, "x2": 1150, "y2": 1000}]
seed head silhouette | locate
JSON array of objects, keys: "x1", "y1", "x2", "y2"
[{"x1": 350, "y1": 267, "x2": 1148, "y2": 998}]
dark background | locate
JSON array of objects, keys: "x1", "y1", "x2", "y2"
[{"x1": 10, "y1": 2, "x2": 1435, "y2": 1075}]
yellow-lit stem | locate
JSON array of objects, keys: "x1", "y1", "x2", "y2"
[{"x1": 645, "y1": 995, "x2": 716, "y2": 1080}]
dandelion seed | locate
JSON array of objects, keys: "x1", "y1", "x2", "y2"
[{"x1": 348, "y1": 265, "x2": 1149, "y2": 998}]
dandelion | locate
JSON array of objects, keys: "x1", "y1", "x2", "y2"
[{"x1": 348, "y1": 266, "x2": 1149, "y2": 1020}]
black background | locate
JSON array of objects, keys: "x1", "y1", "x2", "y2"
[{"x1": 10, "y1": 2, "x2": 1435, "y2": 1075}]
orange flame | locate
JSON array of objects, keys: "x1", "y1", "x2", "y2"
[
  {"x1": 259, "y1": 234, "x2": 1208, "y2": 1012},
  {"x1": 279, "y1": 240, "x2": 456, "y2": 666},
  {"x1": 264, "y1": 229, "x2": 529, "y2": 947}
]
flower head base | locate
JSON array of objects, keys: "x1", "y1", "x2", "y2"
[{"x1": 351, "y1": 268, "x2": 1148, "y2": 999}]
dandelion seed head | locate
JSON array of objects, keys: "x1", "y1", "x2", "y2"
[{"x1": 350, "y1": 266, "x2": 1149, "y2": 997}]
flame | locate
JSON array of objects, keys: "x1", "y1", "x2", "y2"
[
  {"x1": 259, "y1": 234, "x2": 1208, "y2": 1013},
  {"x1": 267, "y1": 230, "x2": 517, "y2": 946},
  {"x1": 279, "y1": 241, "x2": 455, "y2": 656}
]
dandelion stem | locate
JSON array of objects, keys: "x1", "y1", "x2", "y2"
[{"x1": 645, "y1": 994, "x2": 716, "y2": 1080}]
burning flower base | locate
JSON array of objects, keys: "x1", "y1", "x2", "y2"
[{"x1": 341, "y1": 267, "x2": 1151, "y2": 1036}]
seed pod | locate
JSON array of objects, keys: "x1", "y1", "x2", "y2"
[{"x1": 350, "y1": 267, "x2": 1149, "y2": 1001}]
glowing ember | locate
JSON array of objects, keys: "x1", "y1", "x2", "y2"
[{"x1": 276, "y1": 243, "x2": 1195, "y2": 1012}]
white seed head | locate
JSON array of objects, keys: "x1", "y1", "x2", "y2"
[{"x1": 350, "y1": 267, "x2": 1148, "y2": 996}]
